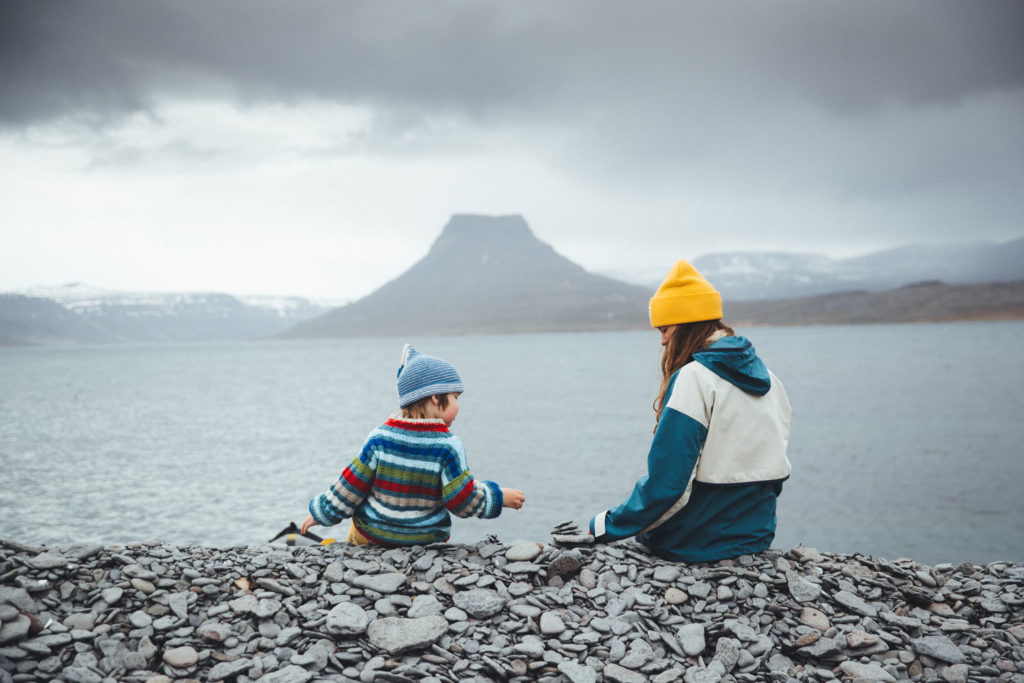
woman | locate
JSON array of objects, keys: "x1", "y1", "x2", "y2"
[{"x1": 589, "y1": 259, "x2": 791, "y2": 562}]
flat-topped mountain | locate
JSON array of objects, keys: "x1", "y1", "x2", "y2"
[{"x1": 280, "y1": 215, "x2": 652, "y2": 338}]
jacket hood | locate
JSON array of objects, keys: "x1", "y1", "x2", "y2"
[{"x1": 692, "y1": 336, "x2": 771, "y2": 396}]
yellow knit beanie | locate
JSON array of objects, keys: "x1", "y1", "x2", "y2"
[{"x1": 648, "y1": 259, "x2": 722, "y2": 327}]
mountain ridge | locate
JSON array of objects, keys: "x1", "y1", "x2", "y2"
[
  {"x1": 3, "y1": 217, "x2": 1023, "y2": 345},
  {"x1": 280, "y1": 214, "x2": 652, "y2": 338},
  {"x1": 686, "y1": 236, "x2": 1024, "y2": 300},
  {"x1": 0, "y1": 286, "x2": 337, "y2": 346}
]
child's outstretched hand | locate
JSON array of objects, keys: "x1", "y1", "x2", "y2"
[
  {"x1": 301, "y1": 514, "x2": 318, "y2": 535},
  {"x1": 502, "y1": 488, "x2": 525, "y2": 510}
]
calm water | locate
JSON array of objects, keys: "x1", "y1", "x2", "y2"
[{"x1": 2, "y1": 322, "x2": 1022, "y2": 566}]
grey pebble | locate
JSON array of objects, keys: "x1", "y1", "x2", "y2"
[
  {"x1": 677, "y1": 622, "x2": 705, "y2": 656},
  {"x1": 326, "y1": 601, "x2": 369, "y2": 635},
  {"x1": 0, "y1": 538, "x2": 1017, "y2": 683},
  {"x1": 366, "y1": 615, "x2": 448, "y2": 654},
  {"x1": 452, "y1": 588, "x2": 505, "y2": 619}
]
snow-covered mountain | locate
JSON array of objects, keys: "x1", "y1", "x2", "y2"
[
  {"x1": 2, "y1": 284, "x2": 342, "y2": 345},
  {"x1": 691, "y1": 237, "x2": 1024, "y2": 301}
]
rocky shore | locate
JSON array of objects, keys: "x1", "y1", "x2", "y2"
[{"x1": 1, "y1": 534, "x2": 1021, "y2": 683}]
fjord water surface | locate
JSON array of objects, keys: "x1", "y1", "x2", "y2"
[{"x1": 1, "y1": 321, "x2": 1021, "y2": 565}]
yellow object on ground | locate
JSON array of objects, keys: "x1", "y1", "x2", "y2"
[{"x1": 346, "y1": 522, "x2": 371, "y2": 546}]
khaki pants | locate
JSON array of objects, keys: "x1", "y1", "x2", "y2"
[{"x1": 346, "y1": 521, "x2": 371, "y2": 546}]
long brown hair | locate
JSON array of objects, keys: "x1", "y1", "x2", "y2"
[{"x1": 653, "y1": 319, "x2": 734, "y2": 424}]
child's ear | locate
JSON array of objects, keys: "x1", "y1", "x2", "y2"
[{"x1": 428, "y1": 395, "x2": 440, "y2": 406}]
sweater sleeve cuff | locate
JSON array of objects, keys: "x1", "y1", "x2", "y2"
[
  {"x1": 309, "y1": 496, "x2": 331, "y2": 526},
  {"x1": 484, "y1": 480, "x2": 503, "y2": 518},
  {"x1": 591, "y1": 510, "x2": 608, "y2": 540}
]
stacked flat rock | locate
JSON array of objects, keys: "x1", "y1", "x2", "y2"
[{"x1": 0, "y1": 537, "x2": 1022, "y2": 682}]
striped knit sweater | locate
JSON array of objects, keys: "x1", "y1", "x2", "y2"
[{"x1": 308, "y1": 417, "x2": 504, "y2": 546}]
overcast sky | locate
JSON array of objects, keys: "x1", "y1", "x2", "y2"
[{"x1": 2, "y1": 1, "x2": 1022, "y2": 300}]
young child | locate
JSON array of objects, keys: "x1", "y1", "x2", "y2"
[{"x1": 301, "y1": 344, "x2": 525, "y2": 546}]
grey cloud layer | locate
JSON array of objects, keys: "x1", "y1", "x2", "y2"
[
  {"x1": 3, "y1": 1, "x2": 1022, "y2": 252},
  {"x1": 3, "y1": 1, "x2": 1022, "y2": 127}
]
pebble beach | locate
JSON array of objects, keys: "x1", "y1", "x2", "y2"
[{"x1": 1, "y1": 534, "x2": 1021, "y2": 683}]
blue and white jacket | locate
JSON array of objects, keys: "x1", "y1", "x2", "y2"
[{"x1": 590, "y1": 334, "x2": 791, "y2": 563}]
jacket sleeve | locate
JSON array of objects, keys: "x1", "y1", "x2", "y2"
[
  {"x1": 308, "y1": 438, "x2": 378, "y2": 526},
  {"x1": 440, "y1": 437, "x2": 503, "y2": 519},
  {"x1": 590, "y1": 375, "x2": 709, "y2": 542}
]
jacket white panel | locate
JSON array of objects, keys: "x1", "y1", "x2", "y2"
[{"x1": 665, "y1": 362, "x2": 791, "y2": 485}]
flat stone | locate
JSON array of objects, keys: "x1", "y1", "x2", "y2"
[
  {"x1": 604, "y1": 662, "x2": 647, "y2": 683},
  {"x1": 228, "y1": 594, "x2": 258, "y2": 614},
  {"x1": 276, "y1": 626, "x2": 301, "y2": 646},
  {"x1": 787, "y1": 575, "x2": 821, "y2": 603},
  {"x1": 513, "y1": 640, "x2": 545, "y2": 658},
  {"x1": 121, "y1": 651, "x2": 148, "y2": 671},
  {"x1": 162, "y1": 645, "x2": 198, "y2": 668},
  {"x1": 255, "y1": 577, "x2": 295, "y2": 596},
  {"x1": 548, "y1": 549, "x2": 583, "y2": 578},
  {"x1": 253, "y1": 597, "x2": 282, "y2": 618},
  {"x1": 444, "y1": 606, "x2": 468, "y2": 621},
  {"x1": 800, "y1": 636, "x2": 840, "y2": 658},
  {"x1": 0, "y1": 615, "x2": 30, "y2": 645},
  {"x1": 168, "y1": 592, "x2": 189, "y2": 619},
  {"x1": 101, "y1": 587, "x2": 123, "y2": 604},
  {"x1": 713, "y1": 637, "x2": 740, "y2": 673},
  {"x1": 208, "y1": 658, "x2": 252, "y2": 681},
  {"x1": 799, "y1": 606, "x2": 829, "y2": 631},
  {"x1": 452, "y1": 589, "x2": 505, "y2": 619},
  {"x1": 665, "y1": 587, "x2": 689, "y2": 605},
  {"x1": 653, "y1": 565, "x2": 681, "y2": 582},
  {"x1": 326, "y1": 601, "x2": 369, "y2": 635},
  {"x1": 122, "y1": 564, "x2": 157, "y2": 580},
  {"x1": 505, "y1": 540, "x2": 542, "y2": 562},
  {"x1": 724, "y1": 618, "x2": 759, "y2": 642},
  {"x1": 130, "y1": 577, "x2": 155, "y2": 594},
  {"x1": 508, "y1": 581, "x2": 532, "y2": 597},
  {"x1": 834, "y1": 590, "x2": 878, "y2": 617},
  {"x1": 912, "y1": 635, "x2": 966, "y2": 663},
  {"x1": 63, "y1": 613, "x2": 95, "y2": 631},
  {"x1": 407, "y1": 594, "x2": 443, "y2": 618},
  {"x1": 510, "y1": 604, "x2": 541, "y2": 618},
  {"x1": 198, "y1": 621, "x2": 232, "y2": 642},
  {"x1": 846, "y1": 629, "x2": 880, "y2": 648},
  {"x1": 258, "y1": 664, "x2": 314, "y2": 683},
  {"x1": 767, "y1": 653, "x2": 795, "y2": 674},
  {"x1": 323, "y1": 562, "x2": 346, "y2": 582},
  {"x1": 839, "y1": 661, "x2": 896, "y2": 681},
  {"x1": 654, "y1": 668, "x2": 687, "y2": 683},
  {"x1": 678, "y1": 623, "x2": 705, "y2": 656},
  {"x1": 941, "y1": 663, "x2": 970, "y2": 683},
  {"x1": 366, "y1": 615, "x2": 447, "y2": 654},
  {"x1": 58, "y1": 543, "x2": 103, "y2": 561},
  {"x1": 795, "y1": 632, "x2": 820, "y2": 647},
  {"x1": 539, "y1": 610, "x2": 566, "y2": 635},
  {"x1": 127, "y1": 610, "x2": 152, "y2": 628},
  {"x1": 579, "y1": 567, "x2": 598, "y2": 589},
  {"x1": 55, "y1": 667, "x2": 103, "y2": 683},
  {"x1": 619, "y1": 639, "x2": 655, "y2": 669},
  {"x1": 28, "y1": 552, "x2": 68, "y2": 570},
  {"x1": 558, "y1": 660, "x2": 598, "y2": 683},
  {"x1": 291, "y1": 644, "x2": 328, "y2": 670},
  {"x1": 352, "y1": 572, "x2": 407, "y2": 594},
  {"x1": 0, "y1": 587, "x2": 34, "y2": 611}
]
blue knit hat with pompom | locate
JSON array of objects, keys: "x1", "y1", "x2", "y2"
[{"x1": 396, "y1": 344, "x2": 464, "y2": 408}]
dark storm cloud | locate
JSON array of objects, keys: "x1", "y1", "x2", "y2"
[{"x1": 2, "y1": 1, "x2": 1022, "y2": 128}]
